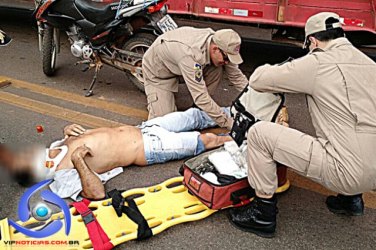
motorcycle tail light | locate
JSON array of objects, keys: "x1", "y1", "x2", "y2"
[{"x1": 147, "y1": 0, "x2": 167, "y2": 13}]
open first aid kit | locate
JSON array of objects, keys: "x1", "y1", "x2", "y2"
[{"x1": 181, "y1": 87, "x2": 289, "y2": 210}]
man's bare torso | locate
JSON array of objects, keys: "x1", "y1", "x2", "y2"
[{"x1": 50, "y1": 125, "x2": 147, "y2": 174}]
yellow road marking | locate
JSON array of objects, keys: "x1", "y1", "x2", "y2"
[
  {"x1": 0, "y1": 76, "x2": 148, "y2": 120},
  {"x1": 0, "y1": 91, "x2": 124, "y2": 128}
]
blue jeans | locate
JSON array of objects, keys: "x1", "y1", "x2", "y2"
[{"x1": 139, "y1": 107, "x2": 229, "y2": 165}]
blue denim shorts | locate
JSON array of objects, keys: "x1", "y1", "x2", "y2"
[{"x1": 141, "y1": 125, "x2": 204, "y2": 165}]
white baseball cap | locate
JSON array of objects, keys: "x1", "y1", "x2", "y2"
[
  {"x1": 213, "y1": 29, "x2": 243, "y2": 64},
  {"x1": 303, "y1": 12, "x2": 342, "y2": 48}
]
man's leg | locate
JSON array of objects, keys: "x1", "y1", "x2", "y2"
[
  {"x1": 145, "y1": 84, "x2": 177, "y2": 120},
  {"x1": 229, "y1": 121, "x2": 330, "y2": 238},
  {"x1": 230, "y1": 121, "x2": 366, "y2": 237},
  {"x1": 199, "y1": 133, "x2": 233, "y2": 151},
  {"x1": 142, "y1": 107, "x2": 229, "y2": 132},
  {"x1": 248, "y1": 121, "x2": 365, "y2": 212},
  {"x1": 246, "y1": 121, "x2": 331, "y2": 197},
  {"x1": 145, "y1": 127, "x2": 232, "y2": 164},
  {"x1": 71, "y1": 145, "x2": 105, "y2": 200},
  {"x1": 204, "y1": 65, "x2": 223, "y2": 95}
]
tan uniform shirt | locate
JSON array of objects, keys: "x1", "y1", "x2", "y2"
[
  {"x1": 143, "y1": 27, "x2": 248, "y2": 128},
  {"x1": 249, "y1": 38, "x2": 376, "y2": 189}
]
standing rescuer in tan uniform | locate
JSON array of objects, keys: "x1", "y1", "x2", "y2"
[
  {"x1": 229, "y1": 12, "x2": 376, "y2": 238},
  {"x1": 142, "y1": 27, "x2": 248, "y2": 129}
]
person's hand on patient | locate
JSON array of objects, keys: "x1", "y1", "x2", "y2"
[
  {"x1": 64, "y1": 124, "x2": 86, "y2": 137},
  {"x1": 71, "y1": 145, "x2": 93, "y2": 162}
]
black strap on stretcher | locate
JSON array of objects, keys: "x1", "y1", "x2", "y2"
[{"x1": 107, "y1": 189, "x2": 153, "y2": 240}]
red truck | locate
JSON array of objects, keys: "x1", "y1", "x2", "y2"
[{"x1": 167, "y1": 0, "x2": 376, "y2": 49}]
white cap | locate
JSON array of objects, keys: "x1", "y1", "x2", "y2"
[{"x1": 303, "y1": 12, "x2": 342, "y2": 48}]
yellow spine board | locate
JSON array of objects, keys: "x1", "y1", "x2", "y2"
[
  {"x1": 0, "y1": 177, "x2": 216, "y2": 250},
  {"x1": 0, "y1": 177, "x2": 290, "y2": 250}
]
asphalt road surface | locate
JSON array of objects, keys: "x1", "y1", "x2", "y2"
[{"x1": 1, "y1": 9, "x2": 376, "y2": 250}]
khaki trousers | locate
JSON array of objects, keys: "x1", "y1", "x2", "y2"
[
  {"x1": 145, "y1": 65, "x2": 223, "y2": 120},
  {"x1": 247, "y1": 121, "x2": 365, "y2": 196}
]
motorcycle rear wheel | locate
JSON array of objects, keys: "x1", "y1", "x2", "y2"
[
  {"x1": 122, "y1": 32, "x2": 156, "y2": 92},
  {"x1": 42, "y1": 27, "x2": 57, "y2": 76}
]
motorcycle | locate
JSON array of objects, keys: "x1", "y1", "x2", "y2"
[{"x1": 33, "y1": 0, "x2": 177, "y2": 96}]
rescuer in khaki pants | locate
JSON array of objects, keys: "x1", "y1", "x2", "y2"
[
  {"x1": 142, "y1": 27, "x2": 248, "y2": 130},
  {"x1": 229, "y1": 12, "x2": 376, "y2": 238}
]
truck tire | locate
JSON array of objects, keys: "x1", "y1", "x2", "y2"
[
  {"x1": 42, "y1": 27, "x2": 57, "y2": 76},
  {"x1": 122, "y1": 33, "x2": 156, "y2": 92}
]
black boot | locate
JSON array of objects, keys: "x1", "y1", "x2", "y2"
[
  {"x1": 228, "y1": 196, "x2": 277, "y2": 238},
  {"x1": 326, "y1": 194, "x2": 364, "y2": 216}
]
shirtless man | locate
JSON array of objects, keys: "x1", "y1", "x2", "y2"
[{"x1": 0, "y1": 108, "x2": 232, "y2": 200}]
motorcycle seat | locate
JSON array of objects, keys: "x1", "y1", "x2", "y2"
[{"x1": 75, "y1": 0, "x2": 118, "y2": 24}]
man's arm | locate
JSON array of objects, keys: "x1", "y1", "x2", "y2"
[
  {"x1": 179, "y1": 57, "x2": 233, "y2": 129},
  {"x1": 71, "y1": 145, "x2": 105, "y2": 200},
  {"x1": 249, "y1": 54, "x2": 319, "y2": 95},
  {"x1": 224, "y1": 62, "x2": 248, "y2": 92}
]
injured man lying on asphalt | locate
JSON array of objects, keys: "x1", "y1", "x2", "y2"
[{"x1": 0, "y1": 108, "x2": 232, "y2": 201}]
